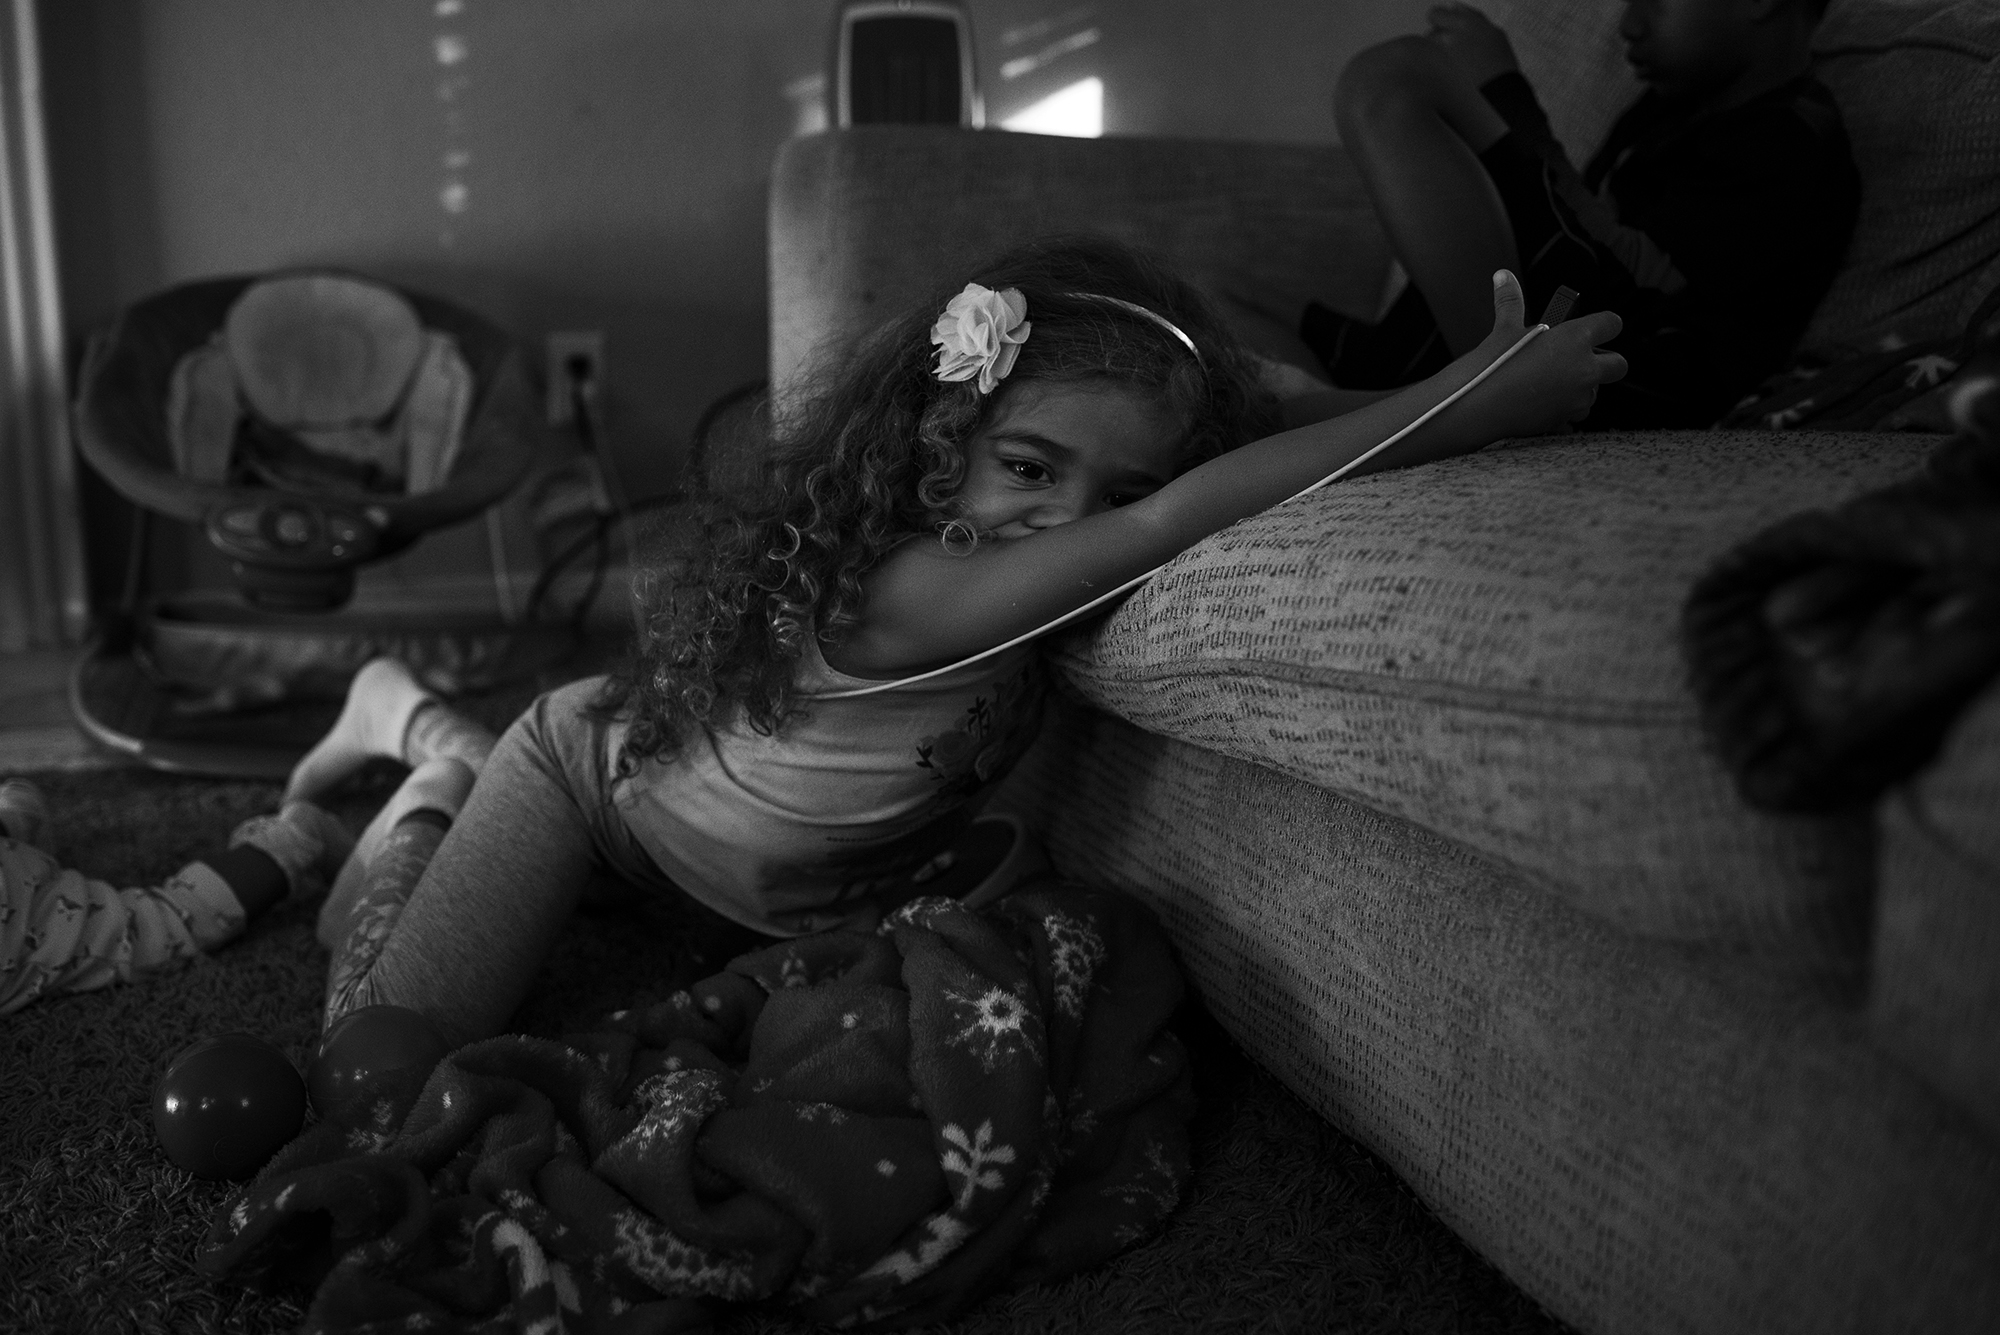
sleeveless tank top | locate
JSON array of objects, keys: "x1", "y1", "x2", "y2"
[{"x1": 611, "y1": 638, "x2": 1046, "y2": 936}]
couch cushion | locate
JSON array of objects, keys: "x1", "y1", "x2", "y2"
[
  {"x1": 995, "y1": 701, "x2": 2000, "y2": 1335},
  {"x1": 1803, "y1": 0, "x2": 2000, "y2": 354},
  {"x1": 1871, "y1": 677, "x2": 2000, "y2": 1140},
  {"x1": 1049, "y1": 430, "x2": 1932, "y2": 955}
]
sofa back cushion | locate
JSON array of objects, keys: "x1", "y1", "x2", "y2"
[
  {"x1": 769, "y1": 2, "x2": 2000, "y2": 390},
  {"x1": 1804, "y1": 0, "x2": 2000, "y2": 354},
  {"x1": 768, "y1": 128, "x2": 1388, "y2": 396}
]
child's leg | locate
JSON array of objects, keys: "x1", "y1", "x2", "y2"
[
  {"x1": 315, "y1": 759, "x2": 479, "y2": 948},
  {"x1": 322, "y1": 759, "x2": 474, "y2": 1023},
  {"x1": 1334, "y1": 35, "x2": 1516, "y2": 356},
  {"x1": 287, "y1": 657, "x2": 500, "y2": 944},
  {"x1": 285, "y1": 657, "x2": 499, "y2": 803},
  {"x1": 2, "y1": 790, "x2": 349, "y2": 1015},
  {"x1": 318, "y1": 716, "x2": 605, "y2": 1045}
]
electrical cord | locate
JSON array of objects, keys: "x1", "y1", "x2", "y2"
[
  {"x1": 524, "y1": 376, "x2": 771, "y2": 627},
  {"x1": 817, "y1": 322, "x2": 1554, "y2": 700},
  {"x1": 523, "y1": 357, "x2": 630, "y2": 627},
  {"x1": 521, "y1": 488, "x2": 693, "y2": 626}
]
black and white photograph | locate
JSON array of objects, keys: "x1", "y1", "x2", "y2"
[{"x1": 2, "y1": 2, "x2": 1995, "y2": 1331}]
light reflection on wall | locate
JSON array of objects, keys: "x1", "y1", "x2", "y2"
[
  {"x1": 993, "y1": 3, "x2": 1101, "y2": 139},
  {"x1": 999, "y1": 76, "x2": 1102, "y2": 138},
  {"x1": 433, "y1": 0, "x2": 471, "y2": 248}
]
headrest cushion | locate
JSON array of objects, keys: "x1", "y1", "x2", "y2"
[{"x1": 225, "y1": 274, "x2": 425, "y2": 429}]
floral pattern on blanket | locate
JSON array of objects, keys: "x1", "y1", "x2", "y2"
[{"x1": 199, "y1": 881, "x2": 1193, "y2": 1333}]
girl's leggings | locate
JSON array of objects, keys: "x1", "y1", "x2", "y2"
[{"x1": 322, "y1": 678, "x2": 680, "y2": 1044}]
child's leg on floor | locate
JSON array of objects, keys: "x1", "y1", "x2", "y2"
[
  {"x1": 316, "y1": 715, "x2": 605, "y2": 1045},
  {"x1": 2, "y1": 788, "x2": 350, "y2": 1016},
  {"x1": 285, "y1": 658, "x2": 500, "y2": 803},
  {"x1": 323, "y1": 759, "x2": 473, "y2": 1023},
  {"x1": 316, "y1": 758, "x2": 486, "y2": 948},
  {"x1": 288, "y1": 657, "x2": 501, "y2": 945}
]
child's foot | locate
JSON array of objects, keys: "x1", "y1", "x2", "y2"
[
  {"x1": 0, "y1": 778, "x2": 51, "y2": 851},
  {"x1": 285, "y1": 659, "x2": 438, "y2": 803},
  {"x1": 230, "y1": 801, "x2": 357, "y2": 901}
]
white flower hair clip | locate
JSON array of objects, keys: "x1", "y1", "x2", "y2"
[{"x1": 931, "y1": 283, "x2": 1031, "y2": 394}]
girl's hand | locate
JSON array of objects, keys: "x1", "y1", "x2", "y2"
[{"x1": 1471, "y1": 269, "x2": 1626, "y2": 437}]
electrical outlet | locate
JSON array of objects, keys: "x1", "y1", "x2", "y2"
[{"x1": 546, "y1": 330, "x2": 605, "y2": 425}]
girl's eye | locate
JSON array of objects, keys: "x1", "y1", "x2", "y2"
[
  {"x1": 1102, "y1": 492, "x2": 1135, "y2": 508},
  {"x1": 1006, "y1": 459, "x2": 1051, "y2": 484}
]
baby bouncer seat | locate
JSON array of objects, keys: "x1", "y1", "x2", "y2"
[{"x1": 71, "y1": 271, "x2": 565, "y2": 778}]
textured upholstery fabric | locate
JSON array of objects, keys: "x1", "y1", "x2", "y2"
[
  {"x1": 1051, "y1": 430, "x2": 1929, "y2": 957},
  {"x1": 1805, "y1": 0, "x2": 2000, "y2": 354},
  {"x1": 995, "y1": 700, "x2": 2000, "y2": 1335},
  {"x1": 769, "y1": 127, "x2": 1389, "y2": 394},
  {"x1": 1872, "y1": 680, "x2": 2000, "y2": 1141},
  {"x1": 764, "y1": 11, "x2": 2000, "y2": 1327}
]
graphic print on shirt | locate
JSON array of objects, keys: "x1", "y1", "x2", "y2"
[{"x1": 912, "y1": 659, "x2": 1046, "y2": 813}]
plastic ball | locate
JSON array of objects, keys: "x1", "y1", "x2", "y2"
[
  {"x1": 152, "y1": 1033, "x2": 308, "y2": 1180},
  {"x1": 307, "y1": 1004, "x2": 450, "y2": 1134}
]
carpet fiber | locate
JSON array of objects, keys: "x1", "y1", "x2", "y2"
[{"x1": 0, "y1": 764, "x2": 1571, "y2": 1334}]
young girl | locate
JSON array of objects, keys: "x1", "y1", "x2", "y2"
[{"x1": 296, "y1": 235, "x2": 1623, "y2": 1045}]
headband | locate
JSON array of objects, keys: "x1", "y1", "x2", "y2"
[
  {"x1": 1062, "y1": 292, "x2": 1205, "y2": 370},
  {"x1": 930, "y1": 282, "x2": 1205, "y2": 394}
]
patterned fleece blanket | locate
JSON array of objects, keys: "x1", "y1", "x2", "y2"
[{"x1": 198, "y1": 883, "x2": 1194, "y2": 1333}]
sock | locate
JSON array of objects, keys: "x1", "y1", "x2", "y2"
[
  {"x1": 229, "y1": 801, "x2": 357, "y2": 907},
  {"x1": 0, "y1": 779, "x2": 51, "y2": 851},
  {"x1": 284, "y1": 658, "x2": 438, "y2": 803},
  {"x1": 206, "y1": 845, "x2": 289, "y2": 920},
  {"x1": 404, "y1": 700, "x2": 498, "y2": 776},
  {"x1": 316, "y1": 758, "x2": 476, "y2": 950}
]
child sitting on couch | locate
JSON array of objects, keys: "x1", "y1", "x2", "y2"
[{"x1": 1308, "y1": 0, "x2": 1859, "y2": 428}]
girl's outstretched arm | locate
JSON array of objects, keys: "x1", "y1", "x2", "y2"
[{"x1": 838, "y1": 272, "x2": 1624, "y2": 675}]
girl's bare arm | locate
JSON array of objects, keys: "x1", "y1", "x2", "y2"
[{"x1": 838, "y1": 275, "x2": 1623, "y2": 675}]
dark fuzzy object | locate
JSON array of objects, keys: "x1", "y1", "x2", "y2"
[
  {"x1": 0, "y1": 766, "x2": 1567, "y2": 1335},
  {"x1": 1683, "y1": 360, "x2": 2000, "y2": 811}
]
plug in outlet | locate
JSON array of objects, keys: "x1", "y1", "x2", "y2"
[{"x1": 546, "y1": 330, "x2": 605, "y2": 426}]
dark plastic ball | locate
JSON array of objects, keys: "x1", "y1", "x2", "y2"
[
  {"x1": 307, "y1": 1004, "x2": 450, "y2": 1133},
  {"x1": 151, "y1": 1033, "x2": 307, "y2": 1180}
]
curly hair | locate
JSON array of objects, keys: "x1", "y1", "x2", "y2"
[{"x1": 599, "y1": 233, "x2": 1282, "y2": 768}]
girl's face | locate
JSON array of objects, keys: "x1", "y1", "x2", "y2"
[{"x1": 956, "y1": 379, "x2": 1182, "y2": 540}]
